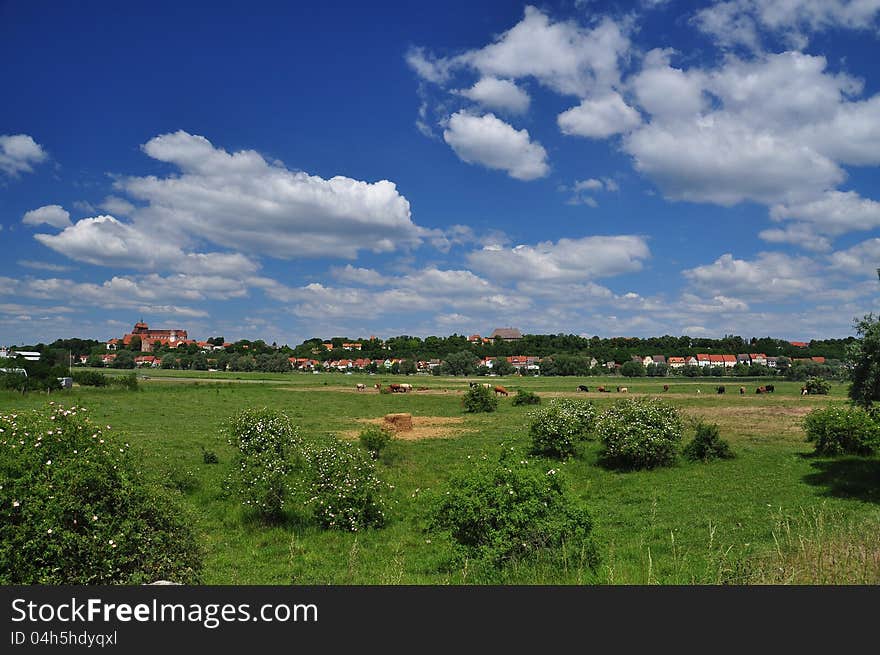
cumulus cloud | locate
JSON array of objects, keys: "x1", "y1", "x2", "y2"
[
  {"x1": 455, "y1": 77, "x2": 531, "y2": 114},
  {"x1": 0, "y1": 134, "x2": 47, "y2": 176},
  {"x1": 467, "y1": 235, "x2": 650, "y2": 282},
  {"x1": 827, "y1": 238, "x2": 880, "y2": 276},
  {"x1": 100, "y1": 196, "x2": 135, "y2": 216},
  {"x1": 22, "y1": 205, "x2": 71, "y2": 229},
  {"x1": 113, "y1": 130, "x2": 423, "y2": 259},
  {"x1": 442, "y1": 112, "x2": 549, "y2": 180},
  {"x1": 558, "y1": 92, "x2": 642, "y2": 138},
  {"x1": 35, "y1": 215, "x2": 260, "y2": 276},
  {"x1": 769, "y1": 191, "x2": 880, "y2": 237},
  {"x1": 694, "y1": 0, "x2": 880, "y2": 50},
  {"x1": 682, "y1": 252, "x2": 823, "y2": 301}
]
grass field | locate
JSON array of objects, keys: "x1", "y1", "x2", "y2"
[{"x1": 4, "y1": 371, "x2": 879, "y2": 584}]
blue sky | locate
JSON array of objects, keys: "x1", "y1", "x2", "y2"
[{"x1": 2, "y1": 0, "x2": 880, "y2": 346}]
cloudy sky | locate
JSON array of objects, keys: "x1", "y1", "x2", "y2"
[{"x1": 3, "y1": 0, "x2": 880, "y2": 345}]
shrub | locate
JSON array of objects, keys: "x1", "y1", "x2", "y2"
[
  {"x1": 0, "y1": 403, "x2": 202, "y2": 584},
  {"x1": 512, "y1": 389, "x2": 541, "y2": 406},
  {"x1": 462, "y1": 385, "x2": 498, "y2": 413},
  {"x1": 426, "y1": 449, "x2": 598, "y2": 568},
  {"x1": 72, "y1": 370, "x2": 107, "y2": 387},
  {"x1": 805, "y1": 377, "x2": 830, "y2": 395},
  {"x1": 358, "y1": 425, "x2": 394, "y2": 459},
  {"x1": 224, "y1": 408, "x2": 304, "y2": 521},
  {"x1": 803, "y1": 405, "x2": 880, "y2": 456},
  {"x1": 108, "y1": 372, "x2": 139, "y2": 391},
  {"x1": 683, "y1": 421, "x2": 734, "y2": 462},
  {"x1": 201, "y1": 447, "x2": 219, "y2": 464},
  {"x1": 305, "y1": 439, "x2": 391, "y2": 531},
  {"x1": 528, "y1": 399, "x2": 596, "y2": 459},
  {"x1": 596, "y1": 397, "x2": 683, "y2": 469}
]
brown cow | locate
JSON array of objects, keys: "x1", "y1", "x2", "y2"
[
  {"x1": 663, "y1": 384, "x2": 669, "y2": 392},
  {"x1": 617, "y1": 386, "x2": 628, "y2": 393},
  {"x1": 494, "y1": 385, "x2": 509, "y2": 396},
  {"x1": 356, "y1": 383, "x2": 366, "y2": 391}
]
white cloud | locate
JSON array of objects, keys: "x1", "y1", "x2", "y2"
[
  {"x1": 631, "y1": 49, "x2": 706, "y2": 120},
  {"x1": 100, "y1": 196, "x2": 135, "y2": 216},
  {"x1": 456, "y1": 77, "x2": 531, "y2": 114},
  {"x1": 758, "y1": 224, "x2": 832, "y2": 252},
  {"x1": 0, "y1": 134, "x2": 47, "y2": 176},
  {"x1": 457, "y1": 7, "x2": 630, "y2": 97},
  {"x1": 695, "y1": 0, "x2": 880, "y2": 50},
  {"x1": 682, "y1": 252, "x2": 823, "y2": 301},
  {"x1": 769, "y1": 191, "x2": 880, "y2": 237},
  {"x1": 827, "y1": 238, "x2": 880, "y2": 276},
  {"x1": 558, "y1": 92, "x2": 641, "y2": 138},
  {"x1": 35, "y1": 214, "x2": 259, "y2": 276},
  {"x1": 467, "y1": 235, "x2": 650, "y2": 282},
  {"x1": 115, "y1": 130, "x2": 422, "y2": 259},
  {"x1": 574, "y1": 178, "x2": 604, "y2": 192},
  {"x1": 625, "y1": 113, "x2": 844, "y2": 206},
  {"x1": 442, "y1": 112, "x2": 549, "y2": 180},
  {"x1": 17, "y1": 260, "x2": 74, "y2": 272},
  {"x1": 22, "y1": 205, "x2": 71, "y2": 229}
]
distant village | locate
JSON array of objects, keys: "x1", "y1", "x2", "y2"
[{"x1": 1, "y1": 320, "x2": 841, "y2": 379}]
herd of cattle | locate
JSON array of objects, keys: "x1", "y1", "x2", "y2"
[{"x1": 356, "y1": 381, "x2": 816, "y2": 396}]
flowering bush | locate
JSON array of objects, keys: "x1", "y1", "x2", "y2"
[
  {"x1": 682, "y1": 420, "x2": 734, "y2": 462},
  {"x1": 225, "y1": 408, "x2": 304, "y2": 522},
  {"x1": 528, "y1": 398, "x2": 596, "y2": 458},
  {"x1": 358, "y1": 425, "x2": 394, "y2": 459},
  {"x1": 596, "y1": 397, "x2": 683, "y2": 469},
  {"x1": 0, "y1": 403, "x2": 201, "y2": 584},
  {"x1": 803, "y1": 405, "x2": 880, "y2": 456},
  {"x1": 305, "y1": 439, "x2": 391, "y2": 531},
  {"x1": 426, "y1": 448, "x2": 598, "y2": 568},
  {"x1": 462, "y1": 385, "x2": 498, "y2": 413}
]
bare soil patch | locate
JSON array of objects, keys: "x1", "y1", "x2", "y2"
[{"x1": 340, "y1": 415, "x2": 466, "y2": 441}]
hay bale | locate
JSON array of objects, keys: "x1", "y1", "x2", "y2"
[{"x1": 384, "y1": 413, "x2": 413, "y2": 432}]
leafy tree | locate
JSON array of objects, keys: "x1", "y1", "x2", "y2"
[
  {"x1": 620, "y1": 361, "x2": 646, "y2": 377},
  {"x1": 399, "y1": 358, "x2": 417, "y2": 375},
  {"x1": 848, "y1": 314, "x2": 880, "y2": 408},
  {"x1": 492, "y1": 357, "x2": 515, "y2": 376},
  {"x1": 111, "y1": 350, "x2": 135, "y2": 369},
  {"x1": 442, "y1": 350, "x2": 479, "y2": 376},
  {"x1": 128, "y1": 335, "x2": 142, "y2": 352}
]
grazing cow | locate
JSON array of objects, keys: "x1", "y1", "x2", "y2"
[
  {"x1": 469, "y1": 381, "x2": 480, "y2": 388},
  {"x1": 765, "y1": 384, "x2": 775, "y2": 393},
  {"x1": 399, "y1": 383, "x2": 412, "y2": 393},
  {"x1": 617, "y1": 386, "x2": 628, "y2": 393},
  {"x1": 801, "y1": 386, "x2": 808, "y2": 396},
  {"x1": 356, "y1": 383, "x2": 366, "y2": 391},
  {"x1": 374, "y1": 383, "x2": 381, "y2": 390},
  {"x1": 755, "y1": 386, "x2": 767, "y2": 394},
  {"x1": 388, "y1": 383, "x2": 403, "y2": 393},
  {"x1": 717, "y1": 385, "x2": 725, "y2": 394},
  {"x1": 482, "y1": 383, "x2": 493, "y2": 389},
  {"x1": 740, "y1": 386, "x2": 745, "y2": 395},
  {"x1": 663, "y1": 384, "x2": 669, "y2": 392},
  {"x1": 494, "y1": 385, "x2": 509, "y2": 396},
  {"x1": 577, "y1": 385, "x2": 590, "y2": 392}
]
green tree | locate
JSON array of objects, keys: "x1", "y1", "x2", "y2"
[
  {"x1": 620, "y1": 361, "x2": 646, "y2": 377},
  {"x1": 399, "y1": 359, "x2": 417, "y2": 375},
  {"x1": 128, "y1": 335, "x2": 142, "y2": 352},
  {"x1": 492, "y1": 357, "x2": 515, "y2": 376},
  {"x1": 442, "y1": 350, "x2": 479, "y2": 376},
  {"x1": 848, "y1": 314, "x2": 880, "y2": 408}
]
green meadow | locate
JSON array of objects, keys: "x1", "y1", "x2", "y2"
[{"x1": 3, "y1": 371, "x2": 878, "y2": 584}]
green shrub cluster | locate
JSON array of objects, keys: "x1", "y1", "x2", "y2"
[
  {"x1": 427, "y1": 449, "x2": 598, "y2": 568},
  {"x1": 528, "y1": 398, "x2": 596, "y2": 459},
  {"x1": 805, "y1": 377, "x2": 830, "y2": 395},
  {"x1": 803, "y1": 405, "x2": 880, "y2": 456},
  {"x1": 596, "y1": 397, "x2": 683, "y2": 469},
  {"x1": 683, "y1": 421, "x2": 734, "y2": 462},
  {"x1": 72, "y1": 370, "x2": 108, "y2": 387},
  {"x1": 305, "y1": 440, "x2": 391, "y2": 531},
  {"x1": 462, "y1": 385, "x2": 498, "y2": 413},
  {"x1": 225, "y1": 408, "x2": 305, "y2": 521},
  {"x1": 0, "y1": 403, "x2": 202, "y2": 584},
  {"x1": 358, "y1": 425, "x2": 394, "y2": 459},
  {"x1": 108, "y1": 372, "x2": 139, "y2": 391},
  {"x1": 512, "y1": 389, "x2": 541, "y2": 406}
]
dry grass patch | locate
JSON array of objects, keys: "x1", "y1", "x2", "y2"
[{"x1": 340, "y1": 415, "x2": 467, "y2": 441}]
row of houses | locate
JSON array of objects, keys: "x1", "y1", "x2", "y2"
[{"x1": 634, "y1": 353, "x2": 826, "y2": 369}]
